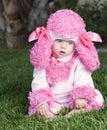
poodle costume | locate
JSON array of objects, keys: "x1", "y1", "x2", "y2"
[{"x1": 28, "y1": 9, "x2": 104, "y2": 115}]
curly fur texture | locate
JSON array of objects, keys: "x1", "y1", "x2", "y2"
[
  {"x1": 30, "y1": 32, "x2": 52, "y2": 69},
  {"x1": 70, "y1": 86, "x2": 103, "y2": 112},
  {"x1": 30, "y1": 9, "x2": 101, "y2": 71},
  {"x1": 46, "y1": 53, "x2": 78, "y2": 86},
  {"x1": 75, "y1": 39, "x2": 100, "y2": 71},
  {"x1": 47, "y1": 9, "x2": 86, "y2": 38},
  {"x1": 28, "y1": 89, "x2": 52, "y2": 115}
]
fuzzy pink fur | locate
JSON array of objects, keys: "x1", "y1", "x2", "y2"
[
  {"x1": 70, "y1": 86, "x2": 103, "y2": 112},
  {"x1": 46, "y1": 53, "x2": 78, "y2": 86},
  {"x1": 30, "y1": 32, "x2": 52, "y2": 69},
  {"x1": 28, "y1": 89, "x2": 52, "y2": 115},
  {"x1": 29, "y1": 9, "x2": 100, "y2": 71},
  {"x1": 47, "y1": 9, "x2": 86, "y2": 38},
  {"x1": 75, "y1": 39, "x2": 100, "y2": 71}
]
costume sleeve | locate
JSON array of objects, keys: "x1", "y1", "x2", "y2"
[
  {"x1": 28, "y1": 68, "x2": 53, "y2": 115},
  {"x1": 31, "y1": 68, "x2": 49, "y2": 91},
  {"x1": 70, "y1": 59, "x2": 104, "y2": 111}
]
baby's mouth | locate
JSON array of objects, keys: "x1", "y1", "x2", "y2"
[{"x1": 59, "y1": 51, "x2": 66, "y2": 55}]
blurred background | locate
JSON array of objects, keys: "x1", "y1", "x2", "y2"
[{"x1": 0, "y1": 0, "x2": 107, "y2": 49}]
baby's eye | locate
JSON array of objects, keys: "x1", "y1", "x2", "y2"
[
  {"x1": 69, "y1": 41, "x2": 74, "y2": 45},
  {"x1": 55, "y1": 39, "x2": 63, "y2": 42}
]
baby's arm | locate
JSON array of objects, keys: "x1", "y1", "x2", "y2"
[
  {"x1": 70, "y1": 59, "x2": 104, "y2": 112},
  {"x1": 28, "y1": 68, "x2": 52, "y2": 115}
]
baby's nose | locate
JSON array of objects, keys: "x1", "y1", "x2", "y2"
[{"x1": 60, "y1": 42, "x2": 67, "y2": 48}]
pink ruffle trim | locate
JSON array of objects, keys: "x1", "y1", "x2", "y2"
[
  {"x1": 46, "y1": 53, "x2": 78, "y2": 86},
  {"x1": 70, "y1": 86, "x2": 103, "y2": 112},
  {"x1": 28, "y1": 89, "x2": 52, "y2": 115}
]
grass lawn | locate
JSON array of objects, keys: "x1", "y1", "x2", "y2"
[{"x1": 0, "y1": 47, "x2": 107, "y2": 130}]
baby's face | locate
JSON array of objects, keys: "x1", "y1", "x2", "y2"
[{"x1": 52, "y1": 39, "x2": 75, "y2": 58}]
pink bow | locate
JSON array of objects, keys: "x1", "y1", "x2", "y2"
[
  {"x1": 80, "y1": 31, "x2": 102, "y2": 48},
  {"x1": 28, "y1": 27, "x2": 47, "y2": 42}
]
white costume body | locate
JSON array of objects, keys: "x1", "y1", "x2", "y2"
[{"x1": 31, "y1": 54, "x2": 104, "y2": 114}]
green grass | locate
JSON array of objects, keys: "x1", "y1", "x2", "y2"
[{"x1": 0, "y1": 48, "x2": 107, "y2": 130}]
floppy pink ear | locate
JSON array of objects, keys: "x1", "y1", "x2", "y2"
[
  {"x1": 76, "y1": 40, "x2": 100, "y2": 71},
  {"x1": 28, "y1": 31, "x2": 37, "y2": 42},
  {"x1": 80, "y1": 31, "x2": 102, "y2": 48}
]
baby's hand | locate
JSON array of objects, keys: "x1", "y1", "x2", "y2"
[
  {"x1": 37, "y1": 103, "x2": 49, "y2": 117},
  {"x1": 37, "y1": 103, "x2": 55, "y2": 119},
  {"x1": 75, "y1": 98, "x2": 87, "y2": 109}
]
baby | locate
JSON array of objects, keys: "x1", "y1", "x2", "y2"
[{"x1": 28, "y1": 9, "x2": 104, "y2": 119}]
